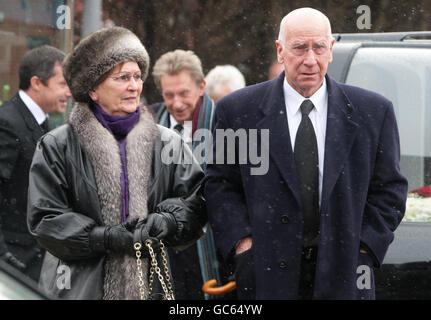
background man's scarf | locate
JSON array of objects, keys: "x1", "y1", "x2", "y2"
[{"x1": 155, "y1": 93, "x2": 221, "y2": 299}]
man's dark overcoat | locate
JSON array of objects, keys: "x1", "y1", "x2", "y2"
[
  {"x1": 0, "y1": 94, "x2": 50, "y2": 281},
  {"x1": 204, "y1": 73, "x2": 408, "y2": 299}
]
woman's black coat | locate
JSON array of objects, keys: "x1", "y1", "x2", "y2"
[{"x1": 27, "y1": 104, "x2": 206, "y2": 299}]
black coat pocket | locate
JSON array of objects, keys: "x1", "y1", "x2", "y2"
[{"x1": 234, "y1": 248, "x2": 256, "y2": 300}]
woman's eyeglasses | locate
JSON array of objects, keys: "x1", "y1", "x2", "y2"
[{"x1": 110, "y1": 73, "x2": 143, "y2": 84}]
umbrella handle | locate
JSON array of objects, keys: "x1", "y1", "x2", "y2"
[{"x1": 202, "y1": 279, "x2": 237, "y2": 295}]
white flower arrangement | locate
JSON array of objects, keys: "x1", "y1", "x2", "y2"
[{"x1": 403, "y1": 193, "x2": 431, "y2": 222}]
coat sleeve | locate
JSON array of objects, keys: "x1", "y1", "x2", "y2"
[
  {"x1": 0, "y1": 119, "x2": 19, "y2": 255},
  {"x1": 153, "y1": 130, "x2": 207, "y2": 248},
  {"x1": 203, "y1": 101, "x2": 252, "y2": 262},
  {"x1": 360, "y1": 103, "x2": 408, "y2": 267},
  {"x1": 27, "y1": 134, "x2": 98, "y2": 262}
]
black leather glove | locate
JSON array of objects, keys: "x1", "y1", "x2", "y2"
[
  {"x1": 133, "y1": 213, "x2": 177, "y2": 254},
  {"x1": 153, "y1": 196, "x2": 205, "y2": 247},
  {"x1": 141, "y1": 212, "x2": 177, "y2": 241},
  {"x1": 0, "y1": 252, "x2": 27, "y2": 271},
  {"x1": 133, "y1": 224, "x2": 161, "y2": 259},
  {"x1": 89, "y1": 217, "x2": 139, "y2": 255}
]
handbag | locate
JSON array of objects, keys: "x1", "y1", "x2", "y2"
[{"x1": 134, "y1": 239, "x2": 175, "y2": 300}]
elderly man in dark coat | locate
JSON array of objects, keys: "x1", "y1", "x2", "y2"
[{"x1": 204, "y1": 8, "x2": 408, "y2": 299}]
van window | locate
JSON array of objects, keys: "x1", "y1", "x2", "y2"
[{"x1": 345, "y1": 47, "x2": 431, "y2": 222}]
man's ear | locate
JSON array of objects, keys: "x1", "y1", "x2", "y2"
[
  {"x1": 29, "y1": 76, "x2": 43, "y2": 92},
  {"x1": 275, "y1": 40, "x2": 284, "y2": 64},
  {"x1": 199, "y1": 80, "x2": 206, "y2": 96},
  {"x1": 328, "y1": 38, "x2": 335, "y2": 63}
]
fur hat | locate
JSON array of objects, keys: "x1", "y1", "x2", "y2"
[{"x1": 63, "y1": 27, "x2": 150, "y2": 103}]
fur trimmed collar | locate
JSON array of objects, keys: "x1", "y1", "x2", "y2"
[{"x1": 68, "y1": 103, "x2": 158, "y2": 299}]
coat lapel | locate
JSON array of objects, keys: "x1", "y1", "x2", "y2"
[
  {"x1": 13, "y1": 94, "x2": 44, "y2": 143},
  {"x1": 256, "y1": 73, "x2": 301, "y2": 205},
  {"x1": 254, "y1": 74, "x2": 359, "y2": 210},
  {"x1": 255, "y1": 75, "x2": 360, "y2": 211},
  {"x1": 321, "y1": 76, "x2": 359, "y2": 210},
  {"x1": 45, "y1": 117, "x2": 56, "y2": 131}
]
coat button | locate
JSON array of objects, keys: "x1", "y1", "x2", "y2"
[
  {"x1": 279, "y1": 260, "x2": 287, "y2": 269},
  {"x1": 281, "y1": 215, "x2": 289, "y2": 224}
]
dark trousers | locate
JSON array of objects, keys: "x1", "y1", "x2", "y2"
[{"x1": 298, "y1": 246, "x2": 318, "y2": 300}]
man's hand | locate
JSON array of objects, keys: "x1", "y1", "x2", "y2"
[{"x1": 235, "y1": 236, "x2": 252, "y2": 255}]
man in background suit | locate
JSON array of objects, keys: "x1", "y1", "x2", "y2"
[
  {"x1": 204, "y1": 8, "x2": 408, "y2": 299},
  {"x1": 151, "y1": 49, "x2": 235, "y2": 299},
  {"x1": 0, "y1": 45, "x2": 71, "y2": 282}
]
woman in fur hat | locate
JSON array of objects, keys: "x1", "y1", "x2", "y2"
[{"x1": 27, "y1": 27, "x2": 207, "y2": 300}]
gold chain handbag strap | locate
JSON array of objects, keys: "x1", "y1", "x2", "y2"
[
  {"x1": 133, "y1": 242, "x2": 146, "y2": 300},
  {"x1": 134, "y1": 239, "x2": 175, "y2": 300}
]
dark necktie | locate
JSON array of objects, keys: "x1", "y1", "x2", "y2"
[
  {"x1": 40, "y1": 118, "x2": 52, "y2": 133},
  {"x1": 173, "y1": 123, "x2": 184, "y2": 135},
  {"x1": 294, "y1": 99, "x2": 319, "y2": 245}
]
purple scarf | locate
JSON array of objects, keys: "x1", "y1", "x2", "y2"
[{"x1": 91, "y1": 103, "x2": 140, "y2": 222}]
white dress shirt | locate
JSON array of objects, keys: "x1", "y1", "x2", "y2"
[
  {"x1": 18, "y1": 90, "x2": 48, "y2": 125},
  {"x1": 283, "y1": 78, "x2": 328, "y2": 204}
]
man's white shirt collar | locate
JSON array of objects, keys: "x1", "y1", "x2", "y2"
[
  {"x1": 283, "y1": 77, "x2": 328, "y2": 117},
  {"x1": 18, "y1": 90, "x2": 48, "y2": 125}
]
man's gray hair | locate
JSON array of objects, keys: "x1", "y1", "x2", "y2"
[
  {"x1": 152, "y1": 49, "x2": 204, "y2": 90},
  {"x1": 205, "y1": 65, "x2": 246, "y2": 100}
]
